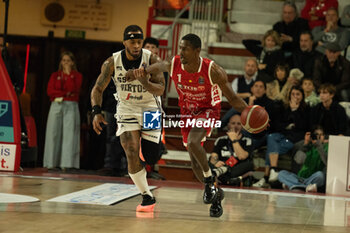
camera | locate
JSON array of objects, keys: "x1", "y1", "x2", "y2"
[{"x1": 311, "y1": 133, "x2": 317, "y2": 140}]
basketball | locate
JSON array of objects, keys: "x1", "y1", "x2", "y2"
[{"x1": 240, "y1": 105, "x2": 269, "y2": 134}]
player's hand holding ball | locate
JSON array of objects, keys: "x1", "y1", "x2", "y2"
[{"x1": 240, "y1": 105, "x2": 269, "y2": 134}]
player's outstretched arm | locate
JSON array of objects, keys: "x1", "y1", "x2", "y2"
[
  {"x1": 211, "y1": 63, "x2": 247, "y2": 113},
  {"x1": 90, "y1": 56, "x2": 114, "y2": 134},
  {"x1": 131, "y1": 54, "x2": 168, "y2": 96}
]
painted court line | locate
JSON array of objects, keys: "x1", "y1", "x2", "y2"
[
  {"x1": 46, "y1": 183, "x2": 157, "y2": 205},
  {"x1": 222, "y1": 188, "x2": 350, "y2": 201},
  {"x1": 0, "y1": 193, "x2": 40, "y2": 203}
]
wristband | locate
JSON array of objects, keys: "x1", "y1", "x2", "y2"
[
  {"x1": 91, "y1": 105, "x2": 102, "y2": 117},
  {"x1": 231, "y1": 139, "x2": 239, "y2": 144}
]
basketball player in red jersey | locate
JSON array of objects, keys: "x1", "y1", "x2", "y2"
[{"x1": 128, "y1": 34, "x2": 247, "y2": 217}]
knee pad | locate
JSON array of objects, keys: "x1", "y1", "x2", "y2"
[{"x1": 141, "y1": 138, "x2": 162, "y2": 165}]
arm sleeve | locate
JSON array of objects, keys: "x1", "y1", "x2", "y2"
[
  {"x1": 336, "y1": 58, "x2": 350, "y2": 92},
  {"x1": 212, "y1": 138, "x2": 224, "y2": 157},
  {"x1": 312, "y1": 26, "x2": 325, "y2": 42},
  {"x1": 47, "y1": 72, "x2": 65, "y2": 99},
  {"x1": 315, "y1": 142, "x2": 328, "y2": 166},
  {"x1": 231, "y1": 78, "x2": 238, "y2": 93},
  {"x1": 341, "y1": 5, "x2": 350, "y2": 26},
  {"x1": 242, "y1": 39, "x2": 263, "y2": 57},
  {"x1": 312, "y1": 57, "x2": 323, "y2": 89}
]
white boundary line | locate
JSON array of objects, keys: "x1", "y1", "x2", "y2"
[{"x1": 222, "y1": 188, "x2": 350, "y2": 201}]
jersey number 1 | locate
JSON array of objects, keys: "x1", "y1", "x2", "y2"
[{"x1": 177, "y1": 74, "x2": 181, "y2": 82}]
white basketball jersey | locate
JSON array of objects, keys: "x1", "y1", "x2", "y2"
[{"x1": 112, "y1": 49, "x2": 159, "y2": 107}]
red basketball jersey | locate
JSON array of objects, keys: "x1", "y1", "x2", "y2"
[{"x1": 170, "y1": 55, "x2": 222, "y2": 116}]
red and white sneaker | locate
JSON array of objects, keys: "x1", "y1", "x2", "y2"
[{"x1": 136, "y1": 194, "x2": 156, "y2": 212}]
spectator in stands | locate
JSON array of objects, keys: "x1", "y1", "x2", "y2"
[
  {"x1": 313, "y1": 42, "x2": 350, "y2": 101},
  {"x1": 268, "y1": 67, "x2": 304, "y2": 104},
  {"x1": 301, "y1": 0, "x2": 338, "y2": 29},
  {"x1": 97, "y1": 80, "x2": 127, "y2": 177},
  {"x1": 246, "y1": 80, "x2": 278, "y2": 149},
  {"x1": 310, "y1": 83, "x2": 347, "y2": 136},
  {"x1": 253, "y1": 86, "x2": 310, "y2": 187},
  {"x1": 340, "y1": 4, "x2": 350, "y2": 27},
  {"x1": 266, "y1": 63, "x2": 289, "y2": 100},
  {"x1": 301, "y1": 77, "x2": 320, "y2": 107},
  {"x1": 242, "y1": 30, "x2": 284, "y2": 82},
  {"x1": 312, "y1": 7, "x2": 350, "y2": 54},
  {"x1": 291, "y1": 31, "x2": 322, "y2": 78},
  {"x1": 209, "y1": 114, "x2": 254, "y2": 186},
  {"x1": 143, "y1": 37, "x2": 160, "y2": 55},
  {"x1": 44, "y1": 51, "x2": 83, "y2": 171},
  {"x1": 231, "y1": 59, "x2": 259, "y2": 103},
  {"x1": 221, "y1": 59, "x2": 259, "y2": 128},
  {"x1": 273, "y1": 1, "x2": 310, "y2": 53},
  {"x1": 278, "y1": 125, "x2": 327, "y2": 192}
]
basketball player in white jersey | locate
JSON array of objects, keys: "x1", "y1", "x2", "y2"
[{"x1": 91, "y1": 25, "x2": 165, "y2": 212}]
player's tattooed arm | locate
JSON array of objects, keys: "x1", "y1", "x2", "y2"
[
  {"x1": 131, "y1": 54, "x2": 166, "y2": 96},
  {"x1": 91, "y1": 56, "x2": 114, "y2": 107},
  {"x1": 210, "y1": 63, "x2": 247, "y2": 113},
  {"x1": 91, "y1": 57, "x2": 114, "y2": 135}
]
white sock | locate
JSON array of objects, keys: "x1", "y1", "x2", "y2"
[
  {"x1": 129, "y1": 168, "x2": 153, "y2": 197},
  {"x1": 203, "y1": 169, "x2": 213, "y2": 178}
]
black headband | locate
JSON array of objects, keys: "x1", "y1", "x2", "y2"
[{"x1": 124, "y1": 33, "x2": 143, "y2": 41}]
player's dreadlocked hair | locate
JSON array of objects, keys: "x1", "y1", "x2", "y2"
[{"x1": 182, "y1": 33, "x2": 201, "y2": 49}]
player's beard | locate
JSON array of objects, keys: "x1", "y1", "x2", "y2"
[{"x1": 126, "y1": 47, "x2": 141, "y2": 59}]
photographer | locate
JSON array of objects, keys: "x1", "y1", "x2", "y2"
[
  {"x1": 278, "y1": 126, "x2": 328, "y2": 192},
  {"x1": 209, "y1": 114, "x2": 254, "y2": 186}
]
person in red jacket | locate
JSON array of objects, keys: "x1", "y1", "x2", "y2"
[
  {"x1": 44, "y1": 51, "x2": 83, "y2": 171},
  {"x1": 301, "y1": 0, "x2": 338, "y2": 29}
]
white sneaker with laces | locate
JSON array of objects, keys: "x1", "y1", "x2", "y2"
[
  {"x1": 268, "y1": 169, "x2": 279, "y2": 182},
  {"x1": 253, "y1": 178, "x2": 266, "y2": 188},
  {"x1": 306, "y1": 183, "x2": 317, "y2": 193}
]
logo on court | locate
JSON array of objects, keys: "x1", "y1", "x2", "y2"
[
  {"x1": 143, "y1": 110, "x2": 161, "y2": 129},
  {"x1": 0, "y1": 103, "x2": 8, "y2": 117}
]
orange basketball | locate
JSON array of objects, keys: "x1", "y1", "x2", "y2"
[{"x1": 240, "y1": 105, "x2": 269, "y2": 134}]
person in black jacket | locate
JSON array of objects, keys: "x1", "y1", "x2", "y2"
[
  {"x1": 310, "y1": 83, "x2": 347, "y2": 136},
  {"x1": 273, "y1": 2, "x2": 310, "y2": 53},
  {"x1": 291, "y1": 31, "x2": 322, "y2": 78},
  {"x1": 242, "y1": 30, "x2": 285, "y2": 83},
  {"x1": 313, "y1": 42, "x2": 350, "y2": 101}
]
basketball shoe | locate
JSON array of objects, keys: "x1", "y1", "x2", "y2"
[
  {"x1": 203, "y1": 176, "x2": 217, "y2": 204},
  {"x1": 136, "y1": 194, "x2": 156, "y2": 212},
  {"x1": 210, "y1": 187, "x2": 224, "y2": 217}
]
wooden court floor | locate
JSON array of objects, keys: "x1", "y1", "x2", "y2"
[{"x1": 0, "y1": 170, "x2": 349, "y2": 233}]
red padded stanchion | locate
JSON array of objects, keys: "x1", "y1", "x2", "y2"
[{"x1": 0, "y1": 55, "x2": 21, "y2": 171}]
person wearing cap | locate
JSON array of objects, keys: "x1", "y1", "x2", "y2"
[
  {"x1": 313, "y1": 42, "x2": 350, "y2": 101},
  {"x1": 312, "y1": 7, "x2": 350, "y2": 54},
  {"x1": 91, "y1": 25, "x2": 165, "y2": 213}
]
